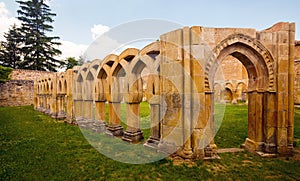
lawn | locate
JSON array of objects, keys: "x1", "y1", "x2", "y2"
[{"x1": 0, "y1": 104, "x2": 300, "y2": 180}]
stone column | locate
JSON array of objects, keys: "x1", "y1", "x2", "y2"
[
  {"x1": 264, "y1": 92, "x2": 277, "y2": 153},
  {"x1": 144, "y1": 96, "x2": 161, "y2": 149},
  {"x1": 105, "y1": 102, "x2": 123, "y2": 136},
  {"x1": 74, "y1": 100, "x2": 84, "y2": 122},
  {"x1": 122, "y1": 103, "x2": 144, "y2": 143},
  {"x1": 245, "y1": 91, "x2": 264, "y2": 152},
  {"x1": 231, "y1": 89, "x2": 238, "y2": 104},
  {"x1": 287, "y1": 23, "x2": 295, "y2": 154},
  {"x1": 92, "y1": 101, "x2": 106, "y2": 133},
  {"x1": 204, "y1": 92, "x2": 217, "y2": 158}
]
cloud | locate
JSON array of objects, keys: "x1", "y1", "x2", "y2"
[
  {"x1": 91, "y1": 24, "x2": 109, "y2": 40},
  {"x1": 0, "y1": 2, "x2": 20, "y2": 41},
  {"x1": 58, "y1": 40, "x2": 88, "y2": 60}
]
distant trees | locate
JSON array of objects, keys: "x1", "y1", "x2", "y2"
[
  {"x1": 60, "y1": 56, "x2": 84, "y2": 71},
  {"x1": 0, "y1": 0, "x2": 62, "y2": 72}
]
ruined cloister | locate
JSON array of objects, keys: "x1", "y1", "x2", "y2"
[{"x1": 34, "y1": 22, "x2": 297, "y2": 159}]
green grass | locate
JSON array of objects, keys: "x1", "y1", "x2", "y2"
[
  {"x1": 0, "y1": 105, "x2": 300, "y2": 180},
  {"x1": 214, "y1": 104, "x2": 248, "y2": 148},
  {"x1": 104, "y1": 102, "x2": 151, "y2": 139}
]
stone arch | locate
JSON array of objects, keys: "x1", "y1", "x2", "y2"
[
  {"x1": 105, "y1": 48, "x2": 139, "y2": 137},
  {"x1": 93, "y1": 54, "x2": 118, "y2": 130},
  {"x1": 224, "y1": 87, "x2": 233, "y2": 103},
  {"x1": 225, "y1": 82, "x2": 234, "y2": 91},
  {"x1": 98, "y1": 56, "x2": 115, "y2": 102},
  {"x1": 122, "y1": 42, "x2": 161, "y2": 143},
  {"x1": 111, "y1": 48, "x2": 138, "y2": 102},
  {"x1": 204, "y1": 33, "x2": 277, "y2": 154},
  {"x1": 58, "y1": 80, "x2": 62, "y2": 93},
  {"x1": 63, "y1": 80, "x2": 67, "y2": 94},
  {"x1": 205, "y1": 34, "x2": 275, "y2": 92}
]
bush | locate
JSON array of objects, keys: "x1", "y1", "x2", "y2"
[{"x1": 0, "y1": 65, "x2": 13, "y2": 83}]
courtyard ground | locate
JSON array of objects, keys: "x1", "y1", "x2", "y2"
[{"x1": 0, "y1": 104, "x2": 300, "y2": 180}]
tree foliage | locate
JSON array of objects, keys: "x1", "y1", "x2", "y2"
[
  {"x1": 60, "y1": 57, "x2": 84, "y2": 71},
  {"x1": 0, "y1": 0, "x2": 62, "y2": 71},
  {"x1": 0, "y1": 24, "x2": 23, "y2": 69},
  {"x1": 0, "y1": 65, "x2": 13, "y2": 83}
]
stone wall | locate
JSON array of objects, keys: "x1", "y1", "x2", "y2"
[
  {"x1": 0, "y1": 69, "x2": 55, "y2": 107},
  {"x1": 0, "y1": 80, "x2": 34, "y2": 106},
  {"x1": 9, "y1": 69, "x2": 55, "y2": 80}
]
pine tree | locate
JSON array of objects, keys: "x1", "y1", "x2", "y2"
[
  {"x1": 0, "y1": 24, "x2": 23, "y2": 69},
  {"x1": 16, "y1": 0, "x2": 62, "y2": 71}
]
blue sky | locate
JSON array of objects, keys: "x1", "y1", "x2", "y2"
[{"x1": 1, "y1": 0, "x2": 300, "y2": 59}]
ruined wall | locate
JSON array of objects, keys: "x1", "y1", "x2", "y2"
[
  {"x1": 9, "y1": 69, "x2": 54, "y2": 81},
  {"x1": 0, "y1": 80, "x2": 34, "y2": 106},
  {"x1": 0, "y1": 69, "x2": 55, "y2": 107},
  {"x1": 34, "y1": 22, "x2": 296, "y2": 159}
]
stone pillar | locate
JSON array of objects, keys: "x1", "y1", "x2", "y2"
[
  {"x1": 74, "y1": 100, "x2": 83, "y2": 121},
  {"x1": 245, "y1": 91, "x2": 264, "y2": 152},
  {"x1": 106, "y1": 102, "x2": 123, "y2": 136},
  {"x1": 275, "y1": 23, "x2": 294, "y2": 155},
  {"x1": 92, "y1": 101, "x2": 106, "y2": 133},
  {"x1": 231, "y1": 89, "x2": 238, "y2": 104},
  {"x1": 264, "y1": 92, "x2": 277, "y2": 153},
  {"x1": 204, "y1": 92, "x2": 217, "y2": 158},
  {"x1": 122, "y1": 103, "x2": 144, "y2": 143},
  {"x1": 79, "y1": 100, "x2": 94, "y2": 128},
  {"x1": 144, "y1": 96, "x2": 161, "y2": 149},
  {"x1": 287, "y1": 23, "x2": 295, "y2": 154},
  {"x1": 57, "y1": 95, "x2": 67, "y2": 119}
]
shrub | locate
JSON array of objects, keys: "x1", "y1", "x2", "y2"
[{"x1": 0, "y1": 65, "x2": 13, "y2": 83}]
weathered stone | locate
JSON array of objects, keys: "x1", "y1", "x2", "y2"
[{"x1": 30, "y1": 22, "x2": 298, "y2": 161}]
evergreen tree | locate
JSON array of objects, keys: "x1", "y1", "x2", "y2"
[
  {"x1": 0, "y1": 24, "x2": 23, "y2": 69},
  {"x1": 16, "y1": 0, "x2": 62, "y2": 71}
]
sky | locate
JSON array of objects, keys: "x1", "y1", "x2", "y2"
[{"x1": 0, "y1": 0, "x2": 300, "y2": 61}]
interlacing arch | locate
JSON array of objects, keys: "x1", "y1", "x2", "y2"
[{"x1": 34, "y1": 23, "x2": 295, "y2": 159}]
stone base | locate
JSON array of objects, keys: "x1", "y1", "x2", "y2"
[
  {"x1": 56, "y1": 112, "x2": 67, "y2": 119},
  {"x1": 50, "y1": 113, "x2": 58, "y2": 119},
  {"x1": 176, "y1": 148, "x2": 194, "y2": 159},
  {"x1": 78, "y1": 119, "x2": 95, "y2": 129},
  {"x1": 264, "y1": 143, "x2": 277, "y2": 153},
  {"x1": 44, "y1": 109, "x2": 51, "y2": 115},
  {"x1": 40, "y1": 108, "x2": 47, "y2": 113},
  {"x1": 144, "y1": 137, "x2": 160, "y2": 149},
  {"x1": 277, "y1": 145, "x2": 294, "y2": 156},
  {"x1": 92, "y1": 121, "x2": 106, "y2": 133},
  {"x1": 36, "y1": 107, "x2": 42, "y2": 112},
  {"x1": 105, "y1": 125, "x2": 123, "y2": 137},
  {"x1": 256, "y1": 151, "x2": 277, "y2": 158},
  {"x1": 122, "y1": 129, "x2": 144, "y2": 143},
  {"x1": 244, "y1": 138, "x2": 264, "y2": 152},
  {"x1": 157, "y1": 141, "x2": 179, "y2": 154},
  {"x1": 204, "y1": 144, "x2": 217, "y2": 158}
]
